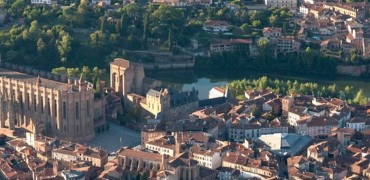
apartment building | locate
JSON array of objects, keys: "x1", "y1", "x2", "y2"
[
  {"x1": 190, "y1": 146, "x2": 222, "y2": 170},
  {"x1": 276, "y1": 36, "x2": 301, "y2": 53}
]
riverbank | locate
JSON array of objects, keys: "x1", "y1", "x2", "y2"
[{"x1": 146, "y1": 69, "x2": 370, "y2": 100}]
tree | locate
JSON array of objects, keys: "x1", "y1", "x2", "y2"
[
  {"x1": 168, "y1": 27, "x2": 173, "y2": 50},
  {"x1": 142, "y1": 13, "x2": 149, "y2": 50},
  {"x1": 57, "y1": 31, "x2": 72, "y2": 64},
  {"x1": 51, "y1": 67, "x2": 67, "y2": 75},
  {"x1": 252, "y1": 20, "x2": 261, "y2": 28},
  {"x1": 353, "y1": 89, "x2": 367, "y2": 105},
  {"x1": 338, "y1": 50, "x2": 344, "y2": 57},
  {"x1": 344, "y1": 85, "x2": 354, "y2": 100},
  {"x1": 350, "y1": 49, "x2": 358, "y2": 62},
  {"x1": 90, "y1": 31, "x2": 107, "y2": 48},
  {"x1": 251, "y1": 107, "x2": 261, "y2": 118},
  {"x1": 258, "y1": 76, "x2": 268, "y2": 90},
  {"x1": 149, "y1": 4, "x2": 184, "y2": 38},
  {"x1": 29, "y1": 20, "x2": 40, "y2": 39},
  {"x1": 9, "y1": 0, "x2": 28, "y2": 18},
  {"x1": 304, "y1": 47, "x2": 313, "y2": 69},
  {"x1": 81, "y1": 66, "x2": 91, "y2": 80},
  {"x1": 257, "y1": 38, "x2": 270, "y2": 69},
  {"x1": 240, "y1": 23, "x2": 249, "y2": 33},
  {"x1": 67, "y1": 68, "x2": 80, "y2": 78},
  {"x1": 37, "y1": 38, "x2": 46, "y2": 52},
  {"x1": 269, "y1": 15, "x2": 278, "y2": 27}
]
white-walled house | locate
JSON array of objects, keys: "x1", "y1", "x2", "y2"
[
  {"x1": 203, "y1": 20, "x2": 230, "y2": 32},
  {"x1": 191, "y1": 146, "x2": 222, "y2": 170},
  {"x1": 145, "y1": 137, "x2": 175, "y2": 156},
  {"x1": 91, "y1": 0, "x2": 111, "y2": 5},
  {"x1": 347, "y1": 117, "x2": 367, "y2": 131},
  {"x1": 31, "y1": 0, "x2": 52, "y2": 4}
]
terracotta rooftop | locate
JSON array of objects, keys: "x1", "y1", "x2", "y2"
[
  {"x1": 307, "y1": 116, "x2": 338, "y2": 127},
  {"x1": 289, "y1": 107, "x2": 307, "y2": 117},
  {"x1": 146, "y1": 136, "x2": 176, "y2": 150},
  {"x1": 110, "y1": 58, "x2": 142, "y2": 69},
  {"x1": 348, "y1": 117, "x2": 367, "y2": 123},
  {"x1": 223, "y1": 152, "x2": 248, "y2": 166},
  {"x1": 118, "y1": 148, "x2": 162, "y2": 162},
  {"x1": 190, "y1": 146, "x2": 217, "y2": 157},
  {"x1": 263, "y1": 27, "x2": 282, "y2": 33},
  {"x1": 7, "y1": 139, "x2": 28, "y2": 148}
]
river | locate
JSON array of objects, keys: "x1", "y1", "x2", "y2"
[{"x1": 146, "y1": 70, "x2": 370, "y2": 100}]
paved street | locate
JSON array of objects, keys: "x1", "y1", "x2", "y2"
[{"x1": 87, "y1": 122, "x2": 141, "y2": 153}]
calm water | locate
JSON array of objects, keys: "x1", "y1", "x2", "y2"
[{"x1": 146, "y1": 70, "x2": 370, "y2": 100}]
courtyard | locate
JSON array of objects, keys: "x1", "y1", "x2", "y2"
[{"x1": 87, "y1": 122, "x2": 141, "y2": 153}]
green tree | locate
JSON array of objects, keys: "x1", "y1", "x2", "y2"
[
  {"x1": 257, "y1": 38, "x2": 270, "y2": 69},
  {"x1": 57, "y1": 32, "x2": 73, "y2": 64},
  {"x1": 37, "y1": 38, "x2": 46, "y2": 52},
  {"x1": 251, "y1": 107, "x2": 261, "y2": 118},
  {"x1": 304, "y1": 47, "x2": 313, "y2": 69},
  {"x1": 252, "y1": 20, "x2": 261, "y2": 28},
  {"x1": 350, "y1": 49, "x2": 358, "y2": 62},
  {"x1": 90, "y1": 31, "x2": 107, "y2": 48},
  {"x1": 269, "y1": 15, "x2": 278, "y2": 27},
  {"x1": 353, "y1": 89, "x2": 367, "y2": 105},
  {"x1": 168, "y1": 27, "x2": 173, "y2": 50},
  {"x1": 240, "y1": 23, "x2": 249, "y2": 33},
  {"x1": 67, "y1": 68, "x2": 80, "y2": 78},
  {"x1": 142, "y1": 13, "x2": 149, "y2": 50},
  {"x1": 344, "y1": 85, "x2": 354, "y2": 100},
  {"x1": 149, "y1": 4, "x2": 184, "y2": 38},
  {"x1": 51, "y1": 67, "x2": 67, "y2": 75}
]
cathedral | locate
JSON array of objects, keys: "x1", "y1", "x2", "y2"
[{"x1": 0, "y1": 63, "x2": 105, "y2": 142}]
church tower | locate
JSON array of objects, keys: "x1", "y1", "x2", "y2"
[{"x1": 110, "y1": 58, "x2": 145, "y2": 97}]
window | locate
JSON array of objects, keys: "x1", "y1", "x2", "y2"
[
  {"x1": 75, "y1": 102, "x2": 79, "y2": 119},
  {"x1": 54, "y1": 100, "x2": 57, "y2": 118},
  {"x1": 27, "y1": 93, "x2": 30, "y2": 110},
  {"x1": 63, "y1": 102, "x2": 66, "y2": 119},
  {"x1": 41, "y1": 97, "x2": 44, "y2": 113},
  {"x1": 77, "y1": 125, "x2": 79, "y2": 133},
  {"x1": 87, "y1": 100, "x2": 90, "y2": 117},
  {"x1": 34, "y1": 95, "x2": 37, "y2": 112},
  {"x1": 20, "y1": 94, "x2": 23, "y2": 109},
  {"x1": 47, "y1": 98, "x2": 51, "y2": 115}
]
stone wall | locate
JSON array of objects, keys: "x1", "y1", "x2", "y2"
[
  {"x1": 142, "y1": 61, "x2": 195, "y2": 70},
  {"x1": 1, "y1": 63, "x2": 68, "y2": 83},
  {"x1": 336, "y1": 65, "x2": 370, "y2": 77}
]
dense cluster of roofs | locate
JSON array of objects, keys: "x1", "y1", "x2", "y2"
[
  {"x1": 205, "y1": 0, "x2": 370, "y2": 62},
  {"x1": 2, "y1": 83, "x2": 370, "y2": 179}
]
